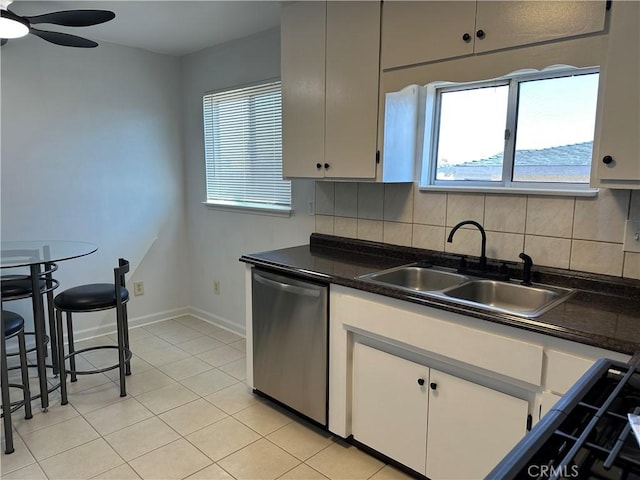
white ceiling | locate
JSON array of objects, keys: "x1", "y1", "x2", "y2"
[{"x1": 8, "y1": 1, "x2": 282, "y2": 56}]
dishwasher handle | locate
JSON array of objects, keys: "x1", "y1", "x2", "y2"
[{"x1": 253, "y1": 272, "x2": 321, "y2": 298}]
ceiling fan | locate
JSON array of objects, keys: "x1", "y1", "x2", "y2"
[{"x1": 0, "y1": 0, "x2": 115, "y2": 48}]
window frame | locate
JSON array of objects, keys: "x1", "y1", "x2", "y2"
[
  {"x1": 420, "y1": 66, "x2": 600, "y2": 196},
  {"x1": 202, "y1": 78, "x2": 292, "y2": 215}
]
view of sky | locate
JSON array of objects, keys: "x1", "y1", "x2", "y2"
[{"x1": 436, "y1": 72, "x2": 600, "y2": 166}]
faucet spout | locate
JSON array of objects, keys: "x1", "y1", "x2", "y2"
[{"x1": 447, "y1": 220, "x2": 487, "y2": 271}]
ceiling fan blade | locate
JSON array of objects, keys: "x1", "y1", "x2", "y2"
[
  {"x1": 29, "y1": 28, "x2": 98, "y2": 48},
  {"x1": 24, "y1": 10, "x2": 115, "y2": 27}
]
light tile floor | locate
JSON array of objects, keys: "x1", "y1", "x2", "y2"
[{"x1": 1, "y1": 316, "x2": 413, "y2": 480}]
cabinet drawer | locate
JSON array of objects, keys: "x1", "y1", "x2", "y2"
[
  {"x1": 333, "y1": 288, "x2": 544, "y2": 385},
  {"x1": 545, "y1": 350, "x2": 594, "y2": 395}
]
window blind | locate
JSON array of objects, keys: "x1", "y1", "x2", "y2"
[{"x1": 203, "y1": 80, "x2": 291, "y2": 210}]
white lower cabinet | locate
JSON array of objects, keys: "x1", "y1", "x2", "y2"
[
  {"x1": 353, "y1": 342, "x2": 429, "y2": 474},
  {"x1": 352, "y1": 342, "x2": 529, "y2": 478}
]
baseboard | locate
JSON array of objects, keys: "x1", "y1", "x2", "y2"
[
  {"x1": 66, "y1": 305, "x2": 245, "y2": 341},
  {"x1": 187, "y1": 306, "x2": 246, "y2": 336},
  {"x1": 71, "y1": 306, "x2": 191, "y2": 341}
]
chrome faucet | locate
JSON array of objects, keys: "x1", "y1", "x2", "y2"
[{"x1": 447, "y1": 220, "x2": 487, "y2": 271}]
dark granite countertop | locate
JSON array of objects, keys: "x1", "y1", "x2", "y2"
[{"x1": 240, "y1": 234, "x2": 640, "y2": 356}]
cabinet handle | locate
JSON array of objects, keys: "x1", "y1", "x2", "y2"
[
  {"x1": 324, "y1": 163, "x2": 330, "y2": 169},
  {"x1": 316, "y1": 163, "x2": 322, "y2": 169},
  {"x1": 476, "y1": 29, "x2": 485, "y2": 39},
  {"x1": 602, "y1": 155, "x2": 613, "y2": 165},
  {"x1": 462, "y1": 33, "x2": 471, "y2": 42},
  {"x1": 417, "y1": 378, "x2": 425, "y2": 386},
  {"x1": 430, "y1": 382, "x2": 437, "y2": 390}
]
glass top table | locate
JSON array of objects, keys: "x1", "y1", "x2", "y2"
[
  {"x1": 1, "y1": 240, "x2": 98, "y2": 411},
  {"x1": 1, "y1": 240, "x2": 98, "y2": 268}
]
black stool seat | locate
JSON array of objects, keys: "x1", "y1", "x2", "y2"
[
  {"x1": 1, "y1": 278, "x2": 46, "y2": 298},
  {"x1": 54, "y1": 284, "x2": 129, "y2": 312},
  {"x1": 55, "y1": 259, "x2": 132, "y2": 404},
  {"x1": 3, "y1": 310, "x2": 24, "y2": 338}
]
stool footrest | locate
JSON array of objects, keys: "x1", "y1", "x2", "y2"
[{"x1": 64, "y1": 345, "x2": 132, "y2": 376}]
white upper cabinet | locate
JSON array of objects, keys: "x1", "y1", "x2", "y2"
[
  {"x1": 474, "y1": 1, "x2": 606, "y2": 53},
  {"x1": 590, "y1": 0, "x2": 640, "y2": 188},
  {"x1": 381, "y1": 1, "x2": 476, "y2": 69},
  {"x1": 381, "y1": 0, "x2": 607, "y2": 70},
  {"x1": 281, "y1": 1, "x2": 326, "y2": 179},
  {"x1": 281, "y1": 1, "x2": 381, "y2": 180},
  {"x1": 324, "y1": 1, "x2": 380, "y2": 179}
]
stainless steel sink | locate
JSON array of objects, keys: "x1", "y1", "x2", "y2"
[
  {"x1": 437, "y1": 280, "x2": 574, "y2": 318},
  {"x1": 359, "y1": 264, "x2": 574, "y2": 318},
  {"x1": 359, "y1": 264, "x2": 469, "y2": 292}
]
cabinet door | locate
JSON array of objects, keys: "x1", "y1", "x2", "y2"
[
  {"x1": 352, "y1": 343, "x2": 428, "y2": 475},
  {"x1": 281, "y1": 1, "x2": 326, "y2": 179},
  {"x1": 591, "y1": 1, "x2": 640, "y2": 186},
  {"x1": 381, "y1": 1, "x2": 476, "y2": 70},
  {"x1": 324, "y1": 1, "x2": 379, "y2": 179},
  {"x1": 425, "y1": 369, "x2": 529, "y2": 480},
  {"x1": 475, "y1": 1, "x2": 606, "y2": 54}
]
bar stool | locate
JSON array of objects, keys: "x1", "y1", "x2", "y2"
[
  {"x1": 54, "y1": 259, "x2": 132, "y2": 404},
  {"x1": 1, "y1": 261, "x2": 60, "y2": 373},
  {"x1": 1, "y1": 310, "x2": 33, "y2": 454}
]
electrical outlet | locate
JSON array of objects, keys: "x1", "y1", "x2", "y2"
[
  {"x1": 133, "y1": 281, "x2": 144, "y2": 296},
  {"x1": 214, "y1": 280, "x2": 220, "y2": 295},
  {"x1": 623, "y1": 220, "x2": 640, "y2": 253}
]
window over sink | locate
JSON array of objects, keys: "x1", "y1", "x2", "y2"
[
  {"x1": 203, "y1": 80, "x2": 291, "y2": 214},
  {"x1": 420, "y1": 66, "x2": 600, "y2": 195}
]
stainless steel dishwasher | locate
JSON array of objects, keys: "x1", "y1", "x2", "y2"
[{"x1": 252, "y1": 268, "x2": 328, "y2": 426}]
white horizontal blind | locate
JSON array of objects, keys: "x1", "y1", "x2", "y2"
[{"x1": 203, "y1": 80, "x2": 291, "y2": 209}]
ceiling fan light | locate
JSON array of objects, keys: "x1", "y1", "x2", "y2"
[{"x1": 1, "y1": 10, "x2": 29, "y2": 39}]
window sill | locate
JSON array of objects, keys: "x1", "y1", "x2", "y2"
[
  {"x1": 203, "y1": 201, "x2": 292, "y2": 217},
  {"x1": 418, "y1": 185, "x2": 598, "y2": 197}
]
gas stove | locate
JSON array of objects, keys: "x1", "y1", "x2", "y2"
[{"x1": 488, "y1": 359, "x2": 640, "y2": 480}]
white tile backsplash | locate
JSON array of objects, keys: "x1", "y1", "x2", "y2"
[
  {"x1": 485, "y1": 231, "x2": 524, "y2": 263},
  {"x1": 315, "y1": 215, "x2": 334, "y2": 235},
  {"x1": 357, "y1": 183, "x2": 384, "y2": 220},
  {"x1": 444, "y1": 226, "x2": 482, "y2": 257},
  {"x1": 623, "y1": 252, "x2": 640, "y2": 279},
  {"x1": 524, "y1": 235, "x2": 572, "y2": 270},
  {"x1": 484, "y1": 195, "x2": 526, "y2": 234},
  {"x1": 446, "y1": 193, "x2": 485, "y2": 227},
  {"x1": 383, "y1": 221, "x2": 413, "y2": 247},
  {"x1": 314, "y1": 181, "x2": 637, "y2": 279},
  {"x1": 573, "y1": 189, "x2": 629, "y2": 242},
  {"x1": 357, "y1": 219, "x2": 383, "y2": 242},
  {"x1": 525, "y1": 196, "x2": 575, "y2": 238},
  {"x1": 314, "y1": 182, "x2": 334, "y2": 216},
  {"x1": 334, "y1": 183, "x2": 358, "y2": 217},
  {"x1": 334, "y1": 216, "x2": 358, "y2": 238},
  {"x1": 413, "y1": 190, "x2": 446, "y2": 226},
  {"x1": 570, "y1": 240, "x2": 624, "y2": 277},
  {"x1": 384, "y1": 183, "x2": 414, "y2": 223},
  {"x1": 412, "y1": 224, "x2": 445, "y2": 251}
]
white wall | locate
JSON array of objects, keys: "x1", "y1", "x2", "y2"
[
  {"x1": 1, "y1": 36, "x2": 189, "y2": 336},
  {"x1": 181, "y1": 28, "x2": 315, "y2": 333}
]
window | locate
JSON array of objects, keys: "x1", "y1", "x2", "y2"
[
  {"x1": 203, "y1": 80, "x2": 291, "y2": 212},
  {"x1": 421, "y1": 67, "x2": 599, "y2": 193}
]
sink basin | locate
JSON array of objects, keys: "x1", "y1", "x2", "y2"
[
  {"x1": 438, "y1": 280, "x2": 573, "y2": 318},
  {"x1": 359, "y1": 265, "x2": 469, "y2": 292}
]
